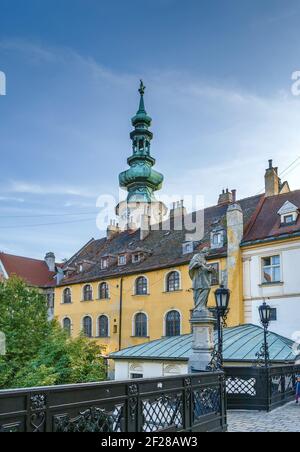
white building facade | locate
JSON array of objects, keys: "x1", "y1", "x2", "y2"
[{"x1": 243, "y1": 238, "x2": 300, "y2": 339}]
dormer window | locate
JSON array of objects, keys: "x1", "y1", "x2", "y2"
[
  {"x1": 118, "y1": 254, "x2": 127, "y2": 266},
  {"x1": 211, "y1": 230, "x2": 224, "y2": 249},
  {"x1": 101, "y1": 258, "x2": 108, "y2": 270},
  {"x1": 182, "y1": 242, "x2": 193, "y2": 255},
  {"x1": 283, "y1": 214, "x2": 294, "y2": 225},
  {"x1": 278, "y1": 201, "x2": 299, "y2": 226},
  {"x1": 132, "y1": 253, "x2": 141, "y2": 264}
]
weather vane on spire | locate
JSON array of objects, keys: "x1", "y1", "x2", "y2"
[{"x1": 139, "y1": 80, "x2": 146, "y2": 96}]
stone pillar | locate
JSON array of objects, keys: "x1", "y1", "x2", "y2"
[{"x1": 188, "y1": 311, "x2": 215, "y2": 372}]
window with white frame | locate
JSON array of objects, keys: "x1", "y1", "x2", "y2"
[
  {"x1": 118, "y1": 254, "x2": 127, "y2": 266},
  {"x1": 182, "y1": 242, "x2": 193, "y2": 255},
  {"x1": 278, "y1": 201, "x2": 299, "y2": 226},
  {"x1": 98, "y1": 315, "x2": 109, "y2": 337},
  {"x1": 132, "y1": 253, "x2": 141, "y2": 264},
  {"x1": 262, "y1": 256, "x2": 281, "y2": 284},
  {"x1": 101, "y1": 258, "x2": 109, "y2": 270},
  {"x1": 283, "y1": 214, "x2": 294, "y2": 225},
  {"x1": 135, "y1": 276, "x2": 148, "y2": 295},
  {"x1": 211, "y1": 230, "x2": 224, "y2": 249},
  {"x1": 166, "y1": 271, "x2": 181, "y2": 292}
]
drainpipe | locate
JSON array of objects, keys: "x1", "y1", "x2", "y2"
[{"x1": 119, "y1": 278, "x2": 123, "y2": 351}]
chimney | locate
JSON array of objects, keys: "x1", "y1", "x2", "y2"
[
  {"x1": 107, "y1": 220, "x2": 120, "y2": 240},
  {"x1": 218, "y1": 189, "x2": 233, "y2": 206},
  {"x1": 169, "y1": 200, "x2": 187, "y2": 219},
  {"x1": 127, "y1": 216, "x2": 137, "y2": 231},
  {"x1": 232, "y1": 189, "x2": 237, "y2": 203},
  {"x1": 45, "y1": 252, "x2": 55, "y2": 272},
  {"x1": 265, "y1": 159, "x2": 280, "y2": 197},
  {"x1": 140, "y1": 214, "x2": 151, "y2": 240}
]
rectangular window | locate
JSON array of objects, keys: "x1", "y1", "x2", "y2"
[
  {"x1": 210, "y1": 263, "x2": 220, "y2": 286},
  {"x1": 270, "y1": 308, "x2": 277, "y2": 321},
  {"x1": 262, "y1": 255, "x2": 281, "y2": 283},
  {"x1": 130, "y1": 373, "x2": 143, "y2": 379},
  {"x1": 132, "y1": 253, "x2": 141, "y2": 263},
  {"x1": 283, "y1": 214, "x2": 294, "y2": 225},
  {"x1": 118, "y1": 255, "x2": 126, "y2": 266},
  {"x1": 101, "y1": 258, "x2": 108, "y2": 270}
]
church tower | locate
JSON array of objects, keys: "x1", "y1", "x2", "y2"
[{"x1": 117, "y1": 81, "x2": 167, "y2": 231}]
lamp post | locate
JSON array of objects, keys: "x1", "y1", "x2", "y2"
[
  {"x1": 257, "y1": 299, "x2": 272, "y2": 367},
  {"x1": 210, "y1": 285, "x2": 230, "y2": 370}
]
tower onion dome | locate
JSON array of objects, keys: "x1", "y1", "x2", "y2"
[{"x1": 119, "y1": 81, "x2": 164, "y2": 203}]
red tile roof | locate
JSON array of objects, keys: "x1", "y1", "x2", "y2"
[
  {"x1": 242, "y1": 190, "x2": 300, "y2": 243},
  {"x1": 0, "y1": 252, "x2": 56, "y2": 288}
]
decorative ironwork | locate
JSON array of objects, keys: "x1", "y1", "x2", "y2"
[
  {"x1": 0, "y1": 422, "x2": 22, "y2": 433},
  {"x1": 0, "y1": 373, "x2": 227, "y2": 432},
  {"x1": 128, "y1": 383, "x2": 138, "y2": 422},
  {"x1": 30, "y1": 393, "x2": 47, "y2": 432},
  {"x1": 193, "y1": 387, "x2": 220, "y2": 420},
  {"x1": 142, "y1": 394, "x2": 183, "y2": 432},
  {"x1": 226, "y1": 377, "x2": 257, "y2": 396},
  {"x1": 254, "y1": 340, "x2": 270, "y2": 367},
  {"x1": 207, "y1": 344, "x2": 223, "y2": 372},
  {"x1": 184, "y1": 377, "x2": 192, "y2": 408},
  {"x1": 30, "y1": 394, "x2": 46, "y2": 410},
  {"x1": 54, "y1": 406, "x2": 124, "y2": 433}
]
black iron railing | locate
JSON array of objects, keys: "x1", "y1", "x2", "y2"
[
  {"x1": 0, "y1": 372, "x2": 227, "y2": 433},
  {"x1": 225, "y1": 364, "x2": 300, "y2": 412}
]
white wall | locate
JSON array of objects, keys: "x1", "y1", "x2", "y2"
[
  {"x1": 114, "y1": 360, "x2": 188, "y2": 380},
  {"x1": 243, "y1": 240, "x2": 300, "y2": 339}
]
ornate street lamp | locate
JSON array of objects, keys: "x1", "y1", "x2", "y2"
[
  {"x1": 256, "y1": 299, "x2": 272, "y2": 367},
  {"x1": 209, "y1": 285, "x2": 230, "y2": 370}
]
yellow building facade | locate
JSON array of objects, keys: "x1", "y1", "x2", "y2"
[{"x1": 55, "y1": 258, "x2": 232, "y2": 356}]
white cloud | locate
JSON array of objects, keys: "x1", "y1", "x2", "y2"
[{"x1": 6, "y1": 181, "x2": 97, "y2": 198}]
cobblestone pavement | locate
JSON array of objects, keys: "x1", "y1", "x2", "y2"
[{"x1": 228, "y1": 402, "x2": 300, "y2": 432}]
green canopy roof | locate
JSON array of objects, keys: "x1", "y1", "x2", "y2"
[{"x1": 110, "y1": 324, "x2": 296, "y2": 363}]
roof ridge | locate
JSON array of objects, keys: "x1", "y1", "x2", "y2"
[{"x1": 0, "y1": 252, "x2": 47, "y2": 264}]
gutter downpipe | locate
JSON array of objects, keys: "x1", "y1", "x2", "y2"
[{"x1": 119, "y1": 277, "x2": 124, "y2": 351}]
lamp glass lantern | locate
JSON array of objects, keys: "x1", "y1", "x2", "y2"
[
  {"x1": 258, "y1": 301, "x2": 272, "y2": 326},
  {"x1": 214, "y1": 285, "x2": 230, "y2": 315}
]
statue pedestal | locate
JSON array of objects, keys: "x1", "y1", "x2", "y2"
[{"x1": 188, "y1": 310, "x2": 216, "y2": 373}]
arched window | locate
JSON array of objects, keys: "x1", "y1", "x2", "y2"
[
  {"x1": 63, "y1": 317, "x2": 71, "y2": 335},
  {"x1": 134, "y1": 313, "x2": 147, "y2": 337},
  {"x1": 98, "y1": 315, "x2": 109, "y2": 338},
  {"x1": 83, "y1": 284, "x2": 93, "y2": 301},
  {"x1": 63, "y1": 288, "x2": 72, "y2": 304},
  {"x1": 165, "y1": 311, "x2": 181, "y2": 337},
  {"x1": 83, "y1": 316, "x2": 92, "y2": 337},
  {"x1": 99, "y1": 282, "x2": 109, "y2": 300},
  {"x1": 166, "y1": 271, "x2": 180, "y2": 292},
  {"x1": 135, "y1": 276, "x2": 148, "y2": 295}
]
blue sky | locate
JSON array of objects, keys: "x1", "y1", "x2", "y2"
[{"x1": 1, "y1": 0, "x2": 300, "y2": 260}]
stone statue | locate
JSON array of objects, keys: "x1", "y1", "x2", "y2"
[{"x1": 189, "y1": 248, "x2": 215, "y2": 316}]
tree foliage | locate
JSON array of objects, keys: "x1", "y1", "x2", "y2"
[{"x1": 0, "y1": 277, "x2": 106, "y2": 389}]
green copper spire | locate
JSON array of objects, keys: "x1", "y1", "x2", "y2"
[{"x1": 119, "y1": 81, "x2": 164, "y2": 204}]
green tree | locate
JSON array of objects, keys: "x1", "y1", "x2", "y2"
[{"x1": 0, "y1": 277, "x2": 106, "y2": 389}]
